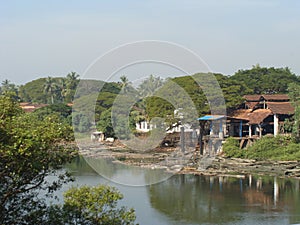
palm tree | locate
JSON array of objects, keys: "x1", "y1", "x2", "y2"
[
  {"x1": 44, "y1": 76, "x2": 58, "y2": 104},
  {"x1": 1, "y1": 79, "x2": 18, "y2": 97},
  {"x1": 119, "y1": 75, "x2": 131, "y2": 94},
  {"x1": 59, "y1": 78, "x2": 68, "y2": 102},
  {"x1": 138, "y1": 75, "x2": 164, "y2": 97},
  {"x1": 66, "y1": 72, "x2": 80, "y2": 90}
]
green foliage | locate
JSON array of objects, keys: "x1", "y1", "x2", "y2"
[
  {"x1": 0, "y1": 95, "x2": 77, "y2": 224},
  {"x1": 97, "y1": 109, "x2": 115, "y2": 137},
  {"x1": 288, "y1": 83, "x2": 300, "y2": 140},
  {"x1": 33, "y1": 103, "x2": 72, "y2": 124},
  {"x1": 144, "y1": 96, "x2": 174, "y2": 122},
  {"x1": 19, "y1": 77, "x2": 54, "y2": 103},
  {"x1": 74, "y1": 80, "x2": 105, "y2": 98},
  {"x1": 46, "y1": 185, "x2": 136, "y2": 225},
  {"x1": 0, "y1": 79, "x2": 19, "y2": 99},
  {"x1": 245, "y1": 136, "x2": 285, "y2": 160},
  {"x1": 19, "y1": 73, "x2": 80, "y2": 104},
  {"x1": 224, "y1": 136, "x2": 300, "y2": 161},
  {"x1": 216, "y1": 74, "x2": 253, "y2": 109},
  {"x1": 231, "y1": 65, "x2": 299, "y2": 94},
  {"x1": 222, "y1": 137, "x2": 244, "y2": 158},
  {"x1": 72, "y1": 112, "x2": 92, "y2": 133}
]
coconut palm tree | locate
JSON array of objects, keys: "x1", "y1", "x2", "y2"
[
  {"x1": 44, "y1": 76, "x2": 58, "y2": 104},
  {"x1": 138, "y1": 75, "x2": 164, "y2": 98},
  {"x1": 119, "y1": 75, "x2": 132, "y2": 94},
  {"x1": 66, "y1": 72, "x2": 80, "y2": 90}
]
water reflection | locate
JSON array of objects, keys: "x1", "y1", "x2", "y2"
[
  {"x1": 83, "y1": 156, "x2": 172, "y2": 186},
  {"x1": 65, "y1": 157, "x2": 300, "y2": 225},
  {"x1": 148, "y1": 175, "x2": 300, "y2": 225}
]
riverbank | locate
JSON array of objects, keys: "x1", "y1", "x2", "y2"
[{"x1": 77, "y1": 141, "x2": 300, "y2": 179}]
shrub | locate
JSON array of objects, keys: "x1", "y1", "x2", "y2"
[{"x1": 223, "y1": 137, "x2": 244, "y2": 158}]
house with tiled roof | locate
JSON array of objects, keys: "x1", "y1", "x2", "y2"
[{"x1": 228, "y1": 94, "x2": 294, "y2": 138}]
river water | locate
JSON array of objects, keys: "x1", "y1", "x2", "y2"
[{"x1": 53, "y1": 156, "x2": 300, "y2": 225}]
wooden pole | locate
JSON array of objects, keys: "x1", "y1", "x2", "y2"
[{"x1": 180, "y1": 126, "x2": 185, "y2": 153}]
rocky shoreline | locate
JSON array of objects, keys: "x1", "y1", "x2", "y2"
[{"x1": 77, "y1": 141, "x2": 300, "y2": 179}]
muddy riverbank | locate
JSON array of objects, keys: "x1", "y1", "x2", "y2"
[{"x1": 77, "y1": 141, "x2": 300, "y2": 179}]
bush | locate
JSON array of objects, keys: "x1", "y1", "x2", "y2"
[
  {"x1": 223, "y1": 137, "x2": 244, "y2": 158},
  {"x1": 47, "y1": 185, "x2": 137, "y2": 225},
  {"x1": 245, "y1": 136, "x2": 298, "y2": 160},
  {"x1": 223, "y1": 135, "x2": 300, "y2": 161}
]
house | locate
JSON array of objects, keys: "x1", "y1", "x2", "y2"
[
  {"x1": 197, "y1": 94, "x2": 295, "y2": 153},
  {"x1": 229, "y1": 94, "x2": 294, "y2": 137}
]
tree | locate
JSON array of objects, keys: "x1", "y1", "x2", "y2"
[
  {"x1": 65, "y1": 72, "x2": 80, "y2": 102},
  {"x1": 66, "y1": 72, "x2": 80, "y2": 90},
  {"x1": 230, "y1": 66, "x2": 299, "y2": 94},
  {"x1": 119, "y1": 75, "x2": 132, "y2": 94},
  {"x1": 1, "y1": 79, "x2": 18, "y2": 99},
  {"x1": 0, "y1": 94, "x2": 137, "y2": 224},
  {"x1": 72, "y1": 112, "x2": 92, "y2": 133},
  {"x1": 46, "y1": 185, "x2": 136, "y2": 225},
  {"x1": 97, "y1": 109, "x2": 115, "y2": 138},
  {"x1": 288, "y1": 83, "x2": 300, "y2": 140},
  {"x1": 0, "y1": 94, "x2": 76, "y2": 224},
  {"x1": 33, "y1": 103, "x2": 72, "y2": 125},
  {"x1": 138, "y1": 75, "x2": 164, "y2": 98},
  {"x1": 44, "y1": 76, "x2": 59, "y2": 104},
  {"x1": 19, "y1": 78, "x2": 49, "y2": 103}
]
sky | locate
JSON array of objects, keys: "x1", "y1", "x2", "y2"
[{"x1": 1, "y1": 0, "x2": 300, "y2": 84}]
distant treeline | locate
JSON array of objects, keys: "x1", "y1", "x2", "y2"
[{"x1": 1, "y1": 65, "x2": 300, "y2": 135}]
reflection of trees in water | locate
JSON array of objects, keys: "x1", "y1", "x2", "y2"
[
  {"x1": 148, "y1": 175, "x2": 243, "y2": 224},
  {"x1": 148, "y1": 175, "x2": 300, "y2": 224},
  {"x1": 65, "y1": 155, "x2": 98, "y2": 175},
  {"x1": 68, "y1": 156, "x2": 172, "y2": 185}
]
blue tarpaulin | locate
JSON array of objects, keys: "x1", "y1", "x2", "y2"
[{"x1": 197, "y1": 115, "x2": 226, "y2": 121}]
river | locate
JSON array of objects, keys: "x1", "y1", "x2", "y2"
[{"x1": 51, "y1": 156, "x2": 300, "y2": 225}]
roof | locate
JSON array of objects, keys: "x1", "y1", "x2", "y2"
[
  {"x1": 19, "y1": 102, "x2": 48, "y2": 113},
  {"x1": 267, "y1": 102, "x2": 294, "y2": 114},
  {"x1": 197, "y1": 115, "x2": 226, "y2": 121},
  {"x1": 244, "y1": 94, "x2": 290, "y2": 102},
  {"x1": 248, "y1": 109, "x2": 273, "y2": 124},
  {"x1": 243, "y1": 95, "x2": 261, "y2": 101},
  {"x1": 262, "y1": 94, "x2": 289, "y2": 101},
  {"x1": 230, "y1": 109, "x2": 273, "y2": 124},
  {"x1": 245, "y1": 101, "x2": 259, "y2": 110},
  {"x1": 229, "y1": 109, "x2": 251, "y2": 121}
]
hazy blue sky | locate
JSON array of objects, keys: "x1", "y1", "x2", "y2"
[{"x1": 1, "y1": 0, "x2": 300, "y2": 84}]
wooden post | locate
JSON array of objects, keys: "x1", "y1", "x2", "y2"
[
  {"x1": 180, "y1": 126, "x2": 185, "y2": 153},
  {"x1": 198, "y1": 121, "x2": 205, "y2": 155}
]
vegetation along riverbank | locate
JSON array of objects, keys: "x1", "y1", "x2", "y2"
[{"x1": 1, "y1": 65, "x2": 300, "y2": 223}]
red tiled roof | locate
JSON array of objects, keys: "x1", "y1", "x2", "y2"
[
  {"x1": 230, "y1": 109, "x2": 273, "y2": 124},
  {"x1": 230, "y1": 109, "x2": 252, "y2": 121},
  {"x1": 248, "y1": 109, "x2": 273, "y2": 124},
  {"x1": 267, "y1": 102, "x2": 294, "y2": 114}
]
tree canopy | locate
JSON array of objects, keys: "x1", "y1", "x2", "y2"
[
  {"x1": 0, "y1": 94, "x2": 137, "y2": 224},
  {"x1": 230, "y1": 65, "x2": 299, "y2": 94}
]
